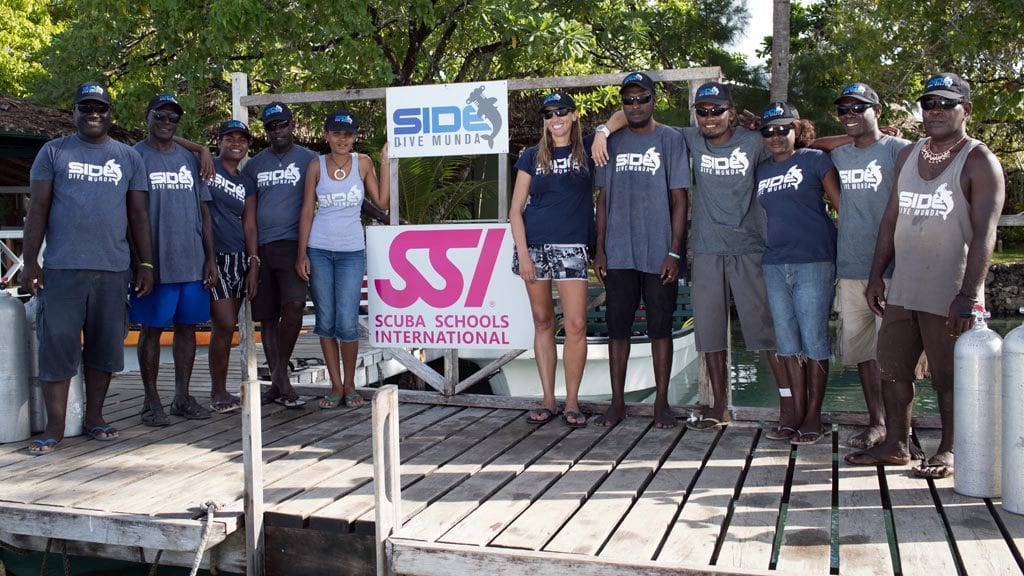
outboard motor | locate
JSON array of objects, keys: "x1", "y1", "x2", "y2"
[
  {"x1": 0, "y1": 287, "x2": 31, "y2": 443},
  {"x1": 953, "y1": 304, "x2": 1002, "y2": 498},
  {"x1": 1001, "y1": 310, "x2": 1024, "y2": 514}
]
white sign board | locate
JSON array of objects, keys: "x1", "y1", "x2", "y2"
[
  {"x1": 386, "y1": 80, "x2": 509, "y2": 158},
  {"x1": 367, "y1": 224, "x2": 531, "y2": 349}
]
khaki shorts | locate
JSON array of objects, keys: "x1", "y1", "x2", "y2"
[{"x1": 836, "y1": 278, "x2": 886, "y2": 365}]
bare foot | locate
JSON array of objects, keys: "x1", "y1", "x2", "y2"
[
  {"x1": 912, "y1": 452, "x2": 954, "y2": 479},
  {"x1": 592, "y1": 405, "x2": 625, "y2": 428},
  {"x1": 844, "y1": 445, "x2": 911, "y2": 466},
  {"x1": 653, "y1": 405, "x2": 677, "y2": 429},
  {"x1": 848, "y1": 425, "x2": 886, "y2": 449}
]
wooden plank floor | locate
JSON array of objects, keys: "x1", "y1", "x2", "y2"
[{"x1": 1, "y1": 338, "x2": 1022, "y2": 575}]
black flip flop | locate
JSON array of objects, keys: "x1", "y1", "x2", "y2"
[{"x1": 526, "y1": 407, "x2": 557, "y2": 425}]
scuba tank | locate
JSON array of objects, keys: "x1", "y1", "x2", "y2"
[
  {"x1": 1001, "y1": 308, "x2": 1024, "y2": 514},
  {"x1": 953, "y1": 304, "x2": 1002, "y2": 498},
  {"x1": 0, "y1": 287, "x2": 31, "y2": 443}
]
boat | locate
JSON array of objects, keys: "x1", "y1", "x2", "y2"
[{"x1": 461, "y1": 284, "x2": 698, "y2": 400}]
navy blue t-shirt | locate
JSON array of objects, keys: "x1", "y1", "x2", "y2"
[
  {"x1": 209, "y1": 158, "x2": 255, "y2": 254},
  {"x1": 755, "y1": 148, "x2": 837, "y2": 265},
  {"x1": 513, "y1": 134, "x2": 595, "y2": 245}
]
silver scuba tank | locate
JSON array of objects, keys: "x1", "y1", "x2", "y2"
[
  {"x1": 24, "y1": 297, "x2": 85, "y2": 437},
  {"x1": 953, "y1": 304, "x2": 1002, "y2": 498},
  {"x1": 0, "y1": 289, "x2": 31, "y2": 443},
  {"x1": 1001, "y1": 311, "x2": 1024, "y2": 514}
]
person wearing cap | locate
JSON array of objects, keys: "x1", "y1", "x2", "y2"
[
  {"x1": 816, "y1": 83, "x2": 910, "y2": 450},
  {"x1": 21, "y1": 81, "x2": 153, "y2": 454},
  {"x1": 592, "y1": 81, "x2": 787, "y2": 434},
  {"x1": 755, "y1": 101, "x2": 841, "y2": 446},
  {"x1": 132, "y1": 93, "x2": 218, "y2": 426},
  {"x1": 296, "y1": 110, "x2": 389, "y2": 409},
  {"x1": 846, "y1": 73, "x2": 1005, "y2": 479},
  {"x1": 204, "y1": 119, "x2": 259, "y2": 414},
  {"x1": 242, "y1": 102, "x2": 318, "y2": 408},
  {"x1": 592, "y1": 72, "x2": 690, "y2": 429},
  {"x1": 509, "y1": 91, "x2": 594, "y2": 428}
]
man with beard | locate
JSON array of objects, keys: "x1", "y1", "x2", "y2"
[
  {"x1": 594, "y1": 82, "x2": 788, "y2": 435},
  {"x1": 592, "y1": 72, "x2": 689, "y2": 429},
  {"x1": 846, "y1": 73, "x2": 1005, "y2": 479},
  {"x1": 132, "y1": 93, "x2": 217, "y2": 426},
  {"x1": 241, "y1": 102, "x2": 317, "y2": 407},
  {"x1": 22, "y1": 81, "x2": 153, "y2": 453},
  {"x1": 825, "y1": 83, "x2": 909, "y2": 450}
]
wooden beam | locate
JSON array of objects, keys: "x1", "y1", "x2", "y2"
[
  {"x1": 452, "y1": 349, "x2": 526, "y2": 395},
  {"x1": 373, "y1": 386, "x2": 401, "y2": 576},
  {"x1": 999, "y1": 213, "x2": 1024, "y2": 226},
  {"x1": 383, "y1": 348, "x2": 446, "y2": 391},
  {"x1": 0, "y1": 503, "x2": 227, "y2": 552}
]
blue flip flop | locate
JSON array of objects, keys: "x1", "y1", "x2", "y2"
[
  {"x1": 28, "y1": 438, "x2": 60, "y2": 456},
  {"x1": 87, "y1": 424, "x2": 119, "y2": 441}
]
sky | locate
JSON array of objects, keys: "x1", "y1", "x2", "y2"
[{"x1": 729, "y1": 0, "x2": 773, "y2": 65}]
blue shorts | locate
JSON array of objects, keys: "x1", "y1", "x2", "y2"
[
  {"x1": 129, "y1": 280, "x2": 211, "y2": 328},
  {"x1": 307, "y1": 247, "x2": 365, "y2": 342},
  {"x1": 762, "y1": 262, "x2": 835, "y2": 360}
]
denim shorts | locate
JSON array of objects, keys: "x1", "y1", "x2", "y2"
[
  {"x1": 762, "y1": 261, "x2": 835, "y2": 360},
  {"x1": 307, "y1": 247, "x2": 365, "y2": 342}
]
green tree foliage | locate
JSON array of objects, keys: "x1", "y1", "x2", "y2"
[{"x1": 0, "y1": 0, "x2": 62, "y2": 97}]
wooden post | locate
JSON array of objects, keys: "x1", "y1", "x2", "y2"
[
  {"x1": 443, "y1": 349, "x2": 458, "y2": 397},
  {"x1": 389, "y1": 158, "x2": 399, "y2": 225},
  {"x1": 373, "y1": 385, "x2": 401, "y2": 576},
  {"x1": 497, "y1": 152, "x2": 509, "y2": 223},
  {"x1": 231, "y1": 73, "x2": 249, "y2": 126}
]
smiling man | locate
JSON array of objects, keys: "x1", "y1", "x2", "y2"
[
  {"x1": 846, "y1": 73, "x2": 1005, "y2": 479},
  {"x1": 241, "y1": 102, "x2": 317, "y2": 407},
  {"x1": 22, "y1": 82, "x2": 153, "y2": 454}
]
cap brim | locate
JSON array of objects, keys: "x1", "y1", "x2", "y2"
[
  {"x1": 220, "y1": 129, "x2": 250, "y2": 138},
  {"x1": 919, "y1": 90, "x2": 962, "y2": 101},
  {"x1": 833, "y1": 95, "x2": 876, "y2": 104},
  {"x1": 619, "y1": 82, "x2": 652, "y2": 93},
  {"x1": 538, "y1": 104, "x2": 573, "y2": 113},
  {"x1": 262, "y1": 113, "x2": 290, "y2": 124},
  {"x1": 694, "y1": 97, "x2": 730, "y2": 106},
  {"x1": 764, "y1": 117, "x2": 798, "y2": 126}
]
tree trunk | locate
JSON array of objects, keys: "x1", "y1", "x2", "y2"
[{"x1": 770, "y1": 0, "x2": 791, "y2": 101}]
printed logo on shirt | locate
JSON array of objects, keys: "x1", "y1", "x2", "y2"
[
  {"x1": 149, "y1": 165, "x2": 195, "y2": 189},
  {"x1": 256, "y1": 162, "x2": 301, "y2": 188},
  {"x1": 698, "y1": 147, "x2": 749, "y2": 176},
  {"x1": 318, "y1": 184, "x2": 363, "y2": 208},
  {"x1": 839, "y1": 159, "x2": 884, "y2": 192},
  {"x1": 67, "y1": 159, "x2": 123, "y2": 185},
  {"x1": 535, "y1": 156, "x2": 582, "y2": 176},
  {"x1": 614, "y1": 147, "x2": 661, "y2": 175},
  {"x1": 898, "y1": 182, "x2": 955, "y2": 220},
  {"x1": 757, "y1": 165, "x2": 803, "y2": 196},
  {"x1": 213, "y1": 173, "x2": 246, "y2": 202}
]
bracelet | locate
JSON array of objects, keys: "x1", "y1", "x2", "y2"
[
  {"x1": 667, "y1": 251, "x2": 681, "y2": 260},
  {"x1": 138, "y1": 262, "x2": 154, "y2": 269},
  {"x1": 956, "y1": 292, "x2": 977, "y2": 302},
  {"x1": 247, "y1": 254, "x2": 261, "y2": 267}
]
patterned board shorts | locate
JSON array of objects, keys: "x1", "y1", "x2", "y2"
[
  {"x1": 512, "y1": 244, "x2": 588, "y2": 280},
  {"x1": 211, "y1": 252, "x2": 249, "y2": 301}
]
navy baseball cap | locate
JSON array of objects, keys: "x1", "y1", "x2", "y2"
[
  {"x1": 324, "y1": 109, "x2": 358, "y2": 132},
  {"x1": 761, "y1": 101, "x2": 800, "y2": 126},
  {"x1": 693, "y1": 82, "x2": 733, "y2": 106},
  {"x1": 620, "y1": 71, "x2": 656, "y2": 94},
  {"x1": 538, "y1": 91, "x2": 576, "y2": 113},
  {"x1": 73, "y1": 82, "x2": 112, "y2": 105},
  {"x1": 834, "y1": 82, "x2": 880, "y2": 105},
  {"x1": 261, "y1": 102, "x2": 292, "y2": 124},
  {"x1": 919, "y1": 73, "x2": 971, "y2": 102},
  {"x1": 147, "y1": 93, "x2": 183, "y2": 115},
  {"x1": 218, "y1": 119, "x2": 251, "y2": 139}
]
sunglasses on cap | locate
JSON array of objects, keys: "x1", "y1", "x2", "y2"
[
  {"x1": 760, "y1": 125, "x2": 793, "y2": 138},
  {"x1": 621, "y1": 93, "x2": 653, "y2": 106},
  {"x1": 76, "y1": 102, "x2": 110, "y2": 114},
  {"x1": 150, "y1": 110, "x2": 181, "y2": 123},
  {"x1": 694, "y1": 106, "x2": 730, "y2": 117},
  {"x1": 920, "y1": 98, "x2": 962, "y2": 111},
  {"x1": 541, "y1": 108, "x2": 572, "y2": 120},
  {"x1": 835, "y1": 102, "x2": 874, "y2": 116}
]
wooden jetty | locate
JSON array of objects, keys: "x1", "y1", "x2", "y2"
[{"x1": 0, "y1": 336, "x2": 1021, "y2": 575}]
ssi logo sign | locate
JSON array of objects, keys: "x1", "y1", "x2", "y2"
[{"x1": 387, "y1": 81, "x2": 509, "y2": 158}]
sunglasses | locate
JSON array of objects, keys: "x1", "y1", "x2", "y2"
[
  {"x1": 920, "y1": 98, "x2": 962, "y2": 111},
  {"x1": 835, "y1": 102, "x2": 874, "y2": 116},
  {"x1": 542, "y1": 108, "x2": 572, "y2": 120},
  {"x1": 75, "y1": 102, "x2": 110, "y2": 114},
  {"x1": 694, "y1": 106, "x2": 730, "y2": 117},
  {"x1": 621, "y1": 93, "x2": 653, "y2": 106},
  {"x1": 150, "y1": 111, "x2": 181, "y2": 123},
  {"x1": 265, "y1": 120, "x2": 291, "y2": 130},
  {"x1": 760, "y1": 125, "x2": 793, "y2": 137}
]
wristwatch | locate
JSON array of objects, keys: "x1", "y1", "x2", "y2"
[{"x1": 595, "y1": 124, "x2": 610, "y2": 138}]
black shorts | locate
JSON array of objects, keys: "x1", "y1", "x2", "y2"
[
  {"x1": 604, "y1": 268, "x2": 678, "y2": 339},
  {"x1": 211, "y1": 252, "x2": 249, "y2": 301},
  {"x1": 251, "y1": 240, "x2": 309, "y2": 321}
]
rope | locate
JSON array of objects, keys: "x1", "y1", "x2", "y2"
[
  {"x1": 189, "y1": 500, "x2": 222, "y2": 576},
  {"x1": 147, "y1": 549, "x2": 163, "y2": 576},
  {"x1": 38, "y1": 538, "x2": 51, "y2": 576}
]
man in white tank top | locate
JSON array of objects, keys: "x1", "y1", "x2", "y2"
[{"x1": 845, "y1": 73, "x2": 1005, "y2": 479}]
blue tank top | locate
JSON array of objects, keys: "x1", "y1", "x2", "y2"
[{"x1": 309, "y1": 153, "x2": 365, "y2": 252}]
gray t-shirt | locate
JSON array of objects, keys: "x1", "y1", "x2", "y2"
[
  {"x1": 242, "y1": 145, "x2": 317, "y2": 245},
  {"x1": 831, "y1": 134, "x2": 909, "y2": 279},
  {"x1": 681, "y1": 126, "x2": 769, "y2": 255},
  {"x1": 596, "y1": 124, "x2": 690, "y2": 274},
  {"x1": 135, "y1": 141, "x2": 212, "y2": 284},
  {"x1": 29, "y1": 135, "x2": 148, "y2": 272}
]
